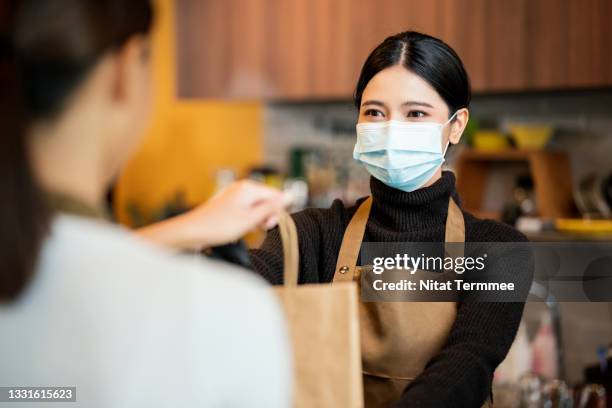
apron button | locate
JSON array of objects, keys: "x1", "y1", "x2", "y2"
[{"x1": 339, "y1": 266, "x2": 350, "y2": 274}]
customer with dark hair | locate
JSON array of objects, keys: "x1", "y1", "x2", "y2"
[
  {"x1": 0, "y1": 1, "x2": 290, "y2": 406},
  {"x1": 251, "y1": 31, "x2": 532, "y2": 407}
]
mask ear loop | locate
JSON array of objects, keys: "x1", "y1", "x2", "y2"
[
  {"x1": 441, "y1": 140, "x2": 452, "y2": 169},
  {"x1": 441, "y1": 110, "x2": 459, "y2": 161},
  {"x1": 444, "y1": 110, "x2": 459, "y2": 126}
]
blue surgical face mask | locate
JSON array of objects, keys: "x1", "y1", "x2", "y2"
[{"x1": 353, "y1": 112, "x2": 457, "y2": 192}]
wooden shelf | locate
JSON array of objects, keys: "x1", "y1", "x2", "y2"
[
  {"x1": 455, "y1": 149, "x2": 576, "y2": 219},
  {"x1": 458, "y1": 149, "x2": 554, "y2": 161},
  {"x1": 523, "y1": 230, "x2": 612, "y2": 242}
]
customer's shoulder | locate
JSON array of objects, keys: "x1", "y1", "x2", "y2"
[
  {"x1": 43, "y1": 216, "x2": 282, "y2": 341},
  {"x1": 462, "y1": 210, "x2": 529, "y2": 243},
  {"x1": 38, "y1": 216, "x2": 288, "y2": 401},
  {"x1": 47, "y1": 215, "x2": 266, "y2": 289}
]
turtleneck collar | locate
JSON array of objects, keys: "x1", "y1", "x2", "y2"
[
  {"x1": 46, "y1": 191, "x2": 109, "y2": 220},
  {"x1": 369, "y1": 171, "x2": 460, "y2": 232}
]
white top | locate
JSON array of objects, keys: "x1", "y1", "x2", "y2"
[{"x1": 0, "y1": 215, "x2": 292, "y2": 407}]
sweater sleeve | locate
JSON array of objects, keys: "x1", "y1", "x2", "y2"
[
  {"x1": 393, "y1": 231, "x2": 534, "y2": 408},
  {"x1": 249, "y1": 226, "x2": 285, "y2": 285},
  {"x1": 249, "y1": 206, "x2": 337, "y2": 285}
]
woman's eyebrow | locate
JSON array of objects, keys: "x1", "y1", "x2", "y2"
[
  {"x1": 401, "y1": 101, "x2": 434, "y2": 108},
  {"x1": 361, "y1": 100, "x2": 386, "y2": 108}
]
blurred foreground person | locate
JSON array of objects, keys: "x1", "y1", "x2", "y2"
[{"x1": 0, "y1": 1, "x2": 291, "y2": 406}]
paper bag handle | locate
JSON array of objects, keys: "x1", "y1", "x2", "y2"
[{"x1": 277, "y1": 211, "x2": 299, "y2": 287}]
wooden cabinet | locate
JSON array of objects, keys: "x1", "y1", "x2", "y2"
[
  {"x1": 566, "y1": 0, "x2": 612, "y2": 88},
  {"x1": 176, "y1": 0, "x2": 453, "y2": 99},
  {"x1": 455, "y1": 150, "x2": 576, "y2": 220},
  {"x1": 176, "y1": 0, "x2": 612, "y2": 99}
]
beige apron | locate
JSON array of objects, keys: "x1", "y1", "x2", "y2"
[{"x1": 333, "y1": 196, "x2": 464, "y2": 408}]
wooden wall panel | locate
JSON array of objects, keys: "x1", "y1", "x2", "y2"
[
  {"x1": 176, "y1": 0, "x2": 612, "y2": 99},
  {"x1": 567, "y1": 0, "x2": 612, "y2": 88},
  {"x1": 440, "y1": 0, "x2": 488, "y2": 91},
  {"x1": 524, "y1": 0, "x2": 570, "y2": 89},
  {"x1": 176, "y1": 0, "x2": 233, "y2": 97},
  {"x1": 482, "y1": 0, "x2": 529, "y2": 91}
]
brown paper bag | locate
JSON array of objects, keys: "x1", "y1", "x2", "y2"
[{"x1": 275, "y1": 212, "x2": 363, "y2": 408}]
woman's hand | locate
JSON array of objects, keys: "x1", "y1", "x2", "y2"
[{"x1": 136, "y1": 180, "x2": 292, "y2": 250}]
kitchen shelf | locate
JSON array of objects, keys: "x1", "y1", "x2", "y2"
[
  {"x1": 458, "y1": 149, "x2": 555, "y2": 161},
  {"x1": 455, "y1": 149, "x2": 576, "y2": 220},
  {"x1": 523, "y1": 230, "x2": 612, "y2": 242}
]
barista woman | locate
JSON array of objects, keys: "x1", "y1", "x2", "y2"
[{"x1": 250, "y1": 31, "x2": 533, "y2": 407}]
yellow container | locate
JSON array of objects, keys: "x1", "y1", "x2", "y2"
[
  {"x1": 472, "y1": 130, "x2": 509, "y2": 151},
  {"x1": 508, "y1": 125, "x2": 553, "y2": 150},
  {"x1": 555, "y1": 218, "x2": 612, "y2": 233}
]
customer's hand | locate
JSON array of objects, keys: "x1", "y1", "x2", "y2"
[
  {"x1": 184, "y1": 180, "x2": 292, "y2": 247},
  {"x1": 136, "y1": 180, "x2": 292, "y2": 250}
]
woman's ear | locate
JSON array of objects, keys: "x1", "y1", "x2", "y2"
[
  {"x1": 110, "y1": 35, "x2": 149, "y2": 105},
  {"x1": 449, "y1": 108, "x2": 469, "y2": 145}
]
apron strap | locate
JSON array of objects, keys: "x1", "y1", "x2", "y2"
[
  {"x1": 444, "y1": 198, "x2": 465, "y2": 262},
  {"x1": 333, "y1": 195, "x2": 465, "y2": 282},
  {"x1": 333, "y1": 197, "x2": 373, "y2": 283},
  {"x1": 278, "y1": 211, "x2": 300, "y2": 287},
  {"x1": 444, "y1": 198, "x2": 465, "y2": 243}
]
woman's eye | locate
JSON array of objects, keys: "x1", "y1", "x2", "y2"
[
  {"x1": 364, "y1": 109, "x2": 385, "y2": 118},
  {"x1": 406, "y1": 110, "x2": 427, "y2": 118}
]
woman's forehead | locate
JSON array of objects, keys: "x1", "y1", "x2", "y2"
[{"x1": 361, "y1": 65, "x2": 446, "y2": 108}]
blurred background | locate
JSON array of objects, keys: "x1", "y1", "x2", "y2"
[{"x1": 113, "y1": 0, "x2": 612, "y2": 405}]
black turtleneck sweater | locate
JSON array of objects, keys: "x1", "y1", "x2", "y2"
[{"x1": 249, "y1": 171, "x2": 532, "y2": 408}]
